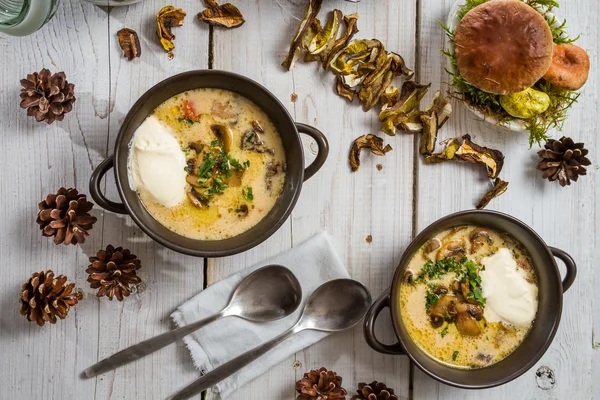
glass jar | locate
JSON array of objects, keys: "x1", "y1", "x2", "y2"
[{"x1": 0, "y1": 0, "x2": 59, "y2": 36}]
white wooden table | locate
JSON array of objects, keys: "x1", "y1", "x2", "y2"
[{"x1": 0, "y1": 1, "x2": 597, "y2": 399}]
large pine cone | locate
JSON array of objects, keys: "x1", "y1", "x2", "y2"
[
  {"x1": 20, "y1": 68, "x2": 76, "y2": 124},
  {"x1": 352, "y1": 381, "x2": 398, "y2": 400},
  {"x1": 296, "y1": 367, "x2": 348, "y2": 400},
  {"x1": 537, "y1": 136, "x2": 591, "y2": 187},
  {"x1": 86, "y1": 245, "x2": 142, "y2": 301},
  {"x1": 20, "y1": 270, "x2": 83, "y2": 326},
  {"x1": 37, "y1": 187, "x2": 97, "y2": 245}
]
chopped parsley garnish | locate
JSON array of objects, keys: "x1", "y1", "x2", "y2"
[
  {"x1": 245, "y1": 131, "x2": 256, "y2": 143},
  {"x1": 462, "y1": 260, "x2": 486, "y2": 306},
  {"x1": 242, "y1": 187, "x2": 254, "y2": 201},
  {"x1": 417, "y1": 257, "x2": 463, "y2": 282},
  {"x1": 452, "y1": 350, "x2": 459, "y2": 361},
  {"x1": 425, "y1": 286, "x2": 440, "y2": 311},
  {"x1": 440, "y1": 326, "x2": 449, "y2": 338}
]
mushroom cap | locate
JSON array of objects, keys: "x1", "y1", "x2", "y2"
[{"x1": 454, "y1": 0, "x2": 554, "y2": 95}]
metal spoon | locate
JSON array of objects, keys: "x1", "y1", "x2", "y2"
[
  {"x1": 83, "y1": 264, "x2": 302, "y2": 378},
  {"x1": 169, "y1": 278, "x2": 372, "y2": 400}
]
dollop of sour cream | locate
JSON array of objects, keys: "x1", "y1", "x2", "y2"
[
  {"x1": 480, "y1": 248, "x2": 538, "y2": 327},
  {"x1": 128, "y1": 116, "x2": 187, "y2": 207}
]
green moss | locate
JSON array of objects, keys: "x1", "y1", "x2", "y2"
[{"x1": 440, "y1": 0, "x2": 580, "y2": 148}]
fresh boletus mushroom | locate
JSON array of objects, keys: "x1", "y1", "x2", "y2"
[
  {"x1": 543, "y1": 43, "x2": 590, "y2": 90},
  {"x1": 453, "y1": 0, "x2": 553, "y2": 94}
]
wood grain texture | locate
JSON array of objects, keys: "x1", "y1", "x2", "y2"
[
  {"x1": 93, "y1": 2, "x2": 209, "y2": 400},
  {"x1": 0, "y1": 2, "x2": 109, "y2": 399},
  {"x1": 0, "y1": 0, "x2": 597, "y2": 399},
  {"x1": 413, "y1": 0, "x2": 598, "y2": 399},
  {"x1": 208, "y1": 1, "x2": 415, "y2": 398}
]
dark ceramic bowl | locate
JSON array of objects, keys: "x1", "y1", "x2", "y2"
[
  {"x1": 89, "y1": 70, "x2": 328, "y2": 257},
  {"x1": 364, "y1": 210, "x2": 576, "y2": 389}
]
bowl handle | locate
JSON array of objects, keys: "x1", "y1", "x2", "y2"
[
  {"x1": 549, "y1": 247, "x2": 577, "y2": 293},
  {"x1": 364, "y1": 289, "x2": 405, "y2": 355},
  {"x1": 295, "y1": 123, "x2": 329, "y2": 182},
  {"x1": 89, "y1": 155, "x2": 128, "y2": 215}
]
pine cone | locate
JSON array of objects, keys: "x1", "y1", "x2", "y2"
[
  {"x1": 296, "y1": 367, "x2": 347, "y2": 400},
  {"x1": 36, "y1": 187, "x2": 97, "y2": 245},
  {"x1": 20, "y1": 68, "x2": 76, "y2": 124},
  {"x1": 351, "y1": 381, "x2": 398, "y2": 400},
  {"x1": 537, "y1": 137, "x2": 591, "y2": 186},
  {"x1": 86, "y1": 245, "x2": 142, "y2": 301},
  {"x1": 20, "y1": 270, "x2": 83, "y2": 326}
]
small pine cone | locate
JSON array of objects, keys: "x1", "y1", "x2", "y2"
[
  {"x1": 20, "y1": 68, "x2": 76, "y2": 124},
  {"x1": 537, "y1": 136, "x2": 591, "y2": 187},
  {"x1": 36, "y1": 187, "x2": 97, "y2": 245},
  {"x1": 296, "y1": 367, "x2": 348, "y2": 400},
  {"x1": 20, "y1": 270, "x2": 83, "y2": 326},
  {"x1": 351, "y1": 381, "x2": 398, "y2": 400},
  {"x1": 86, "y1": 245, "x2": 142, "y2": 301}
]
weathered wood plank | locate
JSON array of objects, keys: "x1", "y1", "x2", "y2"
[
  {"x1": 208, "y1": 1, "x2": 415, "y2": 398},
  {"x1": 413, "y1": 0, "x2": 598, "y2": 399},
  {"x1": 91, "y1": 2, "x2": 209, "y2": 399},
  {"x1": 0, "y1": 2, "x2": 109, "y2": 399}
]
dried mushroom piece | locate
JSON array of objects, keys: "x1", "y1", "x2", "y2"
[
  {"x1": 380, "y1": 85, "x2": 399, "y2": 108},
  {"x1": 349, "y1": 134, "x2": 392, "y2": 171},
  {"x1": 358, "y1": 70, "x2": 393, "y2": 111},
  {"x1": 388, "y1": 52, "x2": 414, "y2": 79},
  {"x1": 425, "y1": 138, "x2": 460, "y2": 164},
  {"x1": 330, "y1": 39, "x2": 381, "y2": 76},
  {"x1": 117, "y1": 28, "x2": 141, "y2": 61},
  {"x1": 476, "y1": 178, "x2": 509, "y2": 209},
  {"x1": 322, "y1": 13, "x2": 359, "y2": 69},
  {"x1": 307, "y1": 9, "x2": 342, "y2": 55},
  {"x1": 281, "y1": 0, "x2": 324, "y2": 71},
  {"x1": 198, "y1": 1, "x2": 245, "y2": 29},
  {"x1": 302, "y1": 18, "x2": 323, "y2": 62},
  {"x1": 336, "y1": 76, "x2": 355, "y2": 102},
  {"x1": 419, "y1": 113, "x2": 437, "y2": 155},
  {"x1": 379, "y1": 81, "x2": 430, "y2": 135},
  {"x1": 156, "y1": 6, "x2": 186, "y2": 53},
  {"x1": 455, "y1": 134, "x2": 504, "y2": 179},
  {"x1": 424, "y1": 90, "x2": 452, "y2": 128}
]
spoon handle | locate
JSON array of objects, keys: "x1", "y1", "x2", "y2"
[
  {"x1": 84, "y1": 312, "x2": 223, "y2": 378},
  {"x1": 169, "y1": 326, "x2": 302, "y2": 400}
]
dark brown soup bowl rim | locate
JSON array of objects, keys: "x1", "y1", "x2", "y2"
[
  {"x1": 89, "y1": 70, "x2": 328, "y2": 258},
  {"x1": 363, "y1": 209, "x2": 577, "y2": 389}
]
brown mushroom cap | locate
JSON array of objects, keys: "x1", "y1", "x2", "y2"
[{"x1": 454, "y1": 0, "x2": 554, "y2": 95}]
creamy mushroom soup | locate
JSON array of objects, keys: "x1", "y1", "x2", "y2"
[
  {"x1": 127, "y1": 88, "x2": 286, "y2": 240},
  {"x1": 399, "y1": 226, "x2": 538, "y2": 369}
]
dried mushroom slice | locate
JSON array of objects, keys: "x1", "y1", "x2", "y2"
[
  {"x1": 425, "y1": 138, "x2": 461, "y2": 164},
  {"x1": 307, "y1": 9, "x2": 342, "y2": 55},
  {"x1": 349, "y1": 134, "x2": 392, "y2": 171},
  {"x1": 388, "y1": 52, "x2": 414, "y2": 79},
  {"x1": 281, "y1": 0, "x2": 323, "y2": 71},
  {"x1": 358, "y1": 70, "x2": 393, "y2": 111},
  {"x1": 198, "y1": 1, "x2": 245, "y2": 28},
  {"x1": 396, "y1": 111, "x2": 424, "y2": 134},
  {"x1": 323, "y1": 13, "x2": 359, "y2": 69},
  {"x1": 117, "y1": 28, "x2": 141, "y2": 61},
  {"x1": 419, "y1": 113, "x2": 437, "y2": 155},
  {"x1": 336, "y1": 76, "x2": 355, "y2": 102},
  {"x1": 156, "y1": 6, "x2": 186, "y2": 53},
  {"x1": 330, "y1": 39, "x2": 380, "y2": 76},
  {"x1": 455, "y1": 134, "x2": 505, "y2": 179},
  {"x1": 380, "y1": 85, "x2": 399, "y2": 108},
  {"x1": 379, "y1": 81, "x2": 430, "y2": 136},
  {"x1": 424, "y1": 90, "x2": 452, "y2": 128},
  {"x1": 476, "y1": 178, "x2": 509, "y2": 209}
]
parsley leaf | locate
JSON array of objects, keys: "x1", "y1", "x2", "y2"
[
  {"x1": 440, "y1": 326, "x2": 449, "y2": 338},
  {"x1": 242, "y1": 187, "x2": 253, "y2": 201},
  {"x1": 452, "y1": 350, "x2": 459, "y2": 361}
]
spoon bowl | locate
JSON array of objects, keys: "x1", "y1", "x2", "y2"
[
  {"x1": 228, "y1": 264, "x2": 303, "y2": 322},
  {"x1": 298, "y1": 279, "x2": 372, "y2": 332}
]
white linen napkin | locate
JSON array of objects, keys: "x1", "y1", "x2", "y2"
[{"x1": 171, "y1": 232, "x2": 350, "y2": 399}]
